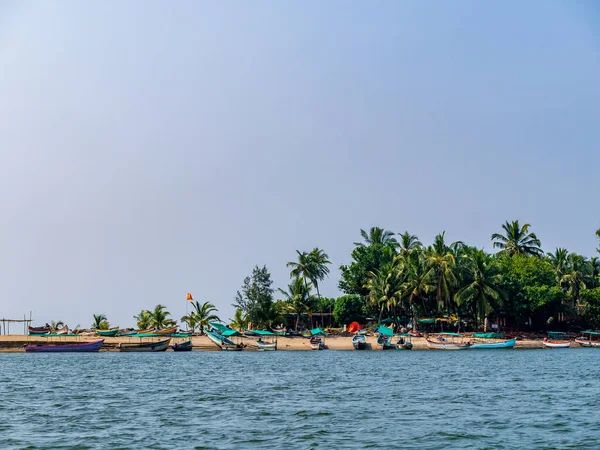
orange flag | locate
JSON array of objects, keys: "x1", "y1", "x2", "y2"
[{"x1": 186, "y1": 293, "x2": 194, "y2": 301}]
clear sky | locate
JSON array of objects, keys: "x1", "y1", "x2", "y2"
[{"x1": 0, "y1": 1, "x2": 599, "y2": 329}]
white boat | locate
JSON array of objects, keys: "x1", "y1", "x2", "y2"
[
  {"x1": 542, "y1": 332, "x2": 571, "y2": 349},
  {"x1": 256, "y1": 338, "x2": 277, "y2": 351},
  {"x1": 309, "y1": 336, "x2": 324, "y2": 350},
  {"x1": 426, "y1": 333, "x2": 471, "y2": 350},
  {"x1": 575, "y1": 331, "x2": 600, "y2": 348}
]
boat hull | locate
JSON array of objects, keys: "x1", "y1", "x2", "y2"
[
  {"x1": 206, "y1": 330, "x2": 243, "y2": 351},
  {"x1": 118, "y1": 339, "x2": 170, "y2": 352},
  {"x1": 256, "y1": 341, "x2": 277, "y2": 351},
  {"x1": 97, "y1": 328, "x2": 120, "y2": 337},
  {"x1": 426, "y1": 339, "x2": 471, "y2": 350},
  {"x1": 352, "y1": 336, "x2": 366, "y2": 350},
  {"x1": 542, "y1": 340, "x2": 571, "y2": 348},
  {"x1": 575, "y1": 339, "x2": 593, "y2": 348},
  {"x1": 171, "y1": 341, "x2": 193, "y2": 351},
  {"x1": 24, "y1": 339, "x2": 104, "y2": 353},
  {"x1": 470, "y1": 338, "x2": 516, "y2": 349}
]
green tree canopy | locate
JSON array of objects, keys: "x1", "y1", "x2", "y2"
[
  {"x1": 233, "y1": 265, "x2": 276, "y2": 329},
  {"x1": 491, "y1": 220, "x2": 543, "y2": 257}
]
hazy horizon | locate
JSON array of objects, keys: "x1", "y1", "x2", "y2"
[{"x1": 1, "y1": 1, "x2": 599, "y2": 329}]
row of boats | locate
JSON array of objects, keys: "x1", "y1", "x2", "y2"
[{"x1": 27, "y1": 325, "x2": 192, "y2": 338}]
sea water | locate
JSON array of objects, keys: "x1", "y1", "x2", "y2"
[{"x1": 1, "y1": 349, "x2": 598, "y2": 449}]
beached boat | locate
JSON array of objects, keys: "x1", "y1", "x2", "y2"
[
  {"x1": 542, "y1": 332, "x2": 571, "y2": 348},
  {"x1": 171, "y1": 340, "x2": 193, "y2": 351},
  {"x1": 96, "y1": 327, "x2": 120, "y2": 337},
  {"x1": 395, "y1": 333, "x2": 413, "y2": 350},
  {"x1": 470, "y1": 337, "x2": 516, "y2": 349},
  {"x1": 356, "y1": 329, "x2": 368, "y2": 336},
  {"x1": 24, "y1": 339, "x2": 104, "y2": 353},
  {"x1": 426, "y1": 333, "x2": 471, "y2": 350},
  {"x1": 118, "y1": 338, "x2": 170, "y2": 352},
  {"x1": 408, "y1": 330, "x2": 423, "y2": 337},
  {"x1": 309, "y1": 336, "x2": 324, "y2": 350},
  {"x1": 256, "y1": 338, "x2": 277, "y2": 351},
  {"x1": 155, "y1": 326, "x2": 178, "y2": 335},
  {"x1": 135, "y1": 327, "x2": 156, "y2": 335},
  {"x1": 206, "y1": 329, "x2": 244, "y2": 351},
  {"x1": 376, "y1": 326, "x2": 394, "y2": 350},
  {"x1": 28, "y1": 325, "x2": 50, "y2": 335},
  {"x1": 575, "y1": 331, "x2": 600, "y2": 348},
  {"x1": 54, "y1": 325, "x2": 70, "y2": 335},
  {"x1": 244, "y1": 329, "x2": 258, "y2": 337},
  {"x1": 352, "y1": 334, "x2": 367, "y2": 350}
]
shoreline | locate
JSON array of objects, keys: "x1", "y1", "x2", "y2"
[{"x1": 0, "y1": 334, "x2": 569, "y2": 352}]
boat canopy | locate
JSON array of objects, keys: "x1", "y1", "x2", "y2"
[
  {"x1": 418, "y1": 318, "x2": 435, "y2": 324},
  {"x1": 547, "y1": 331, "x2": 566, "y2": 337},
  {"x1": 581, "y1": 330, "x2": 600, "y2": 335},
  {"x1": 377, "y1": 326, "x2": 394, "y2": 336},
  {"x1": 254, "y1": 330, "x2": 276, "y2": 336},
  {"x1": 310, "y1": 328, "x2": 326, "y2": 336},
  {"x1": 473, "y1": 333, "x2": 505, "y2": 339},
  {"x1": 209, "y1": 322, "x2": 241, "y2": 337},
  {"x1": 438, "y1": 332, "x2": 463, "y2": 337}
]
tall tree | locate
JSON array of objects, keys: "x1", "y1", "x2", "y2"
[
  {"x1": 548, "y1": 248, "x2": 569, "y2": 283},
  {"x1": 233, "y1": 265, "x2": 275, "y2": 329},
  {"x1": 150, "y1": 304, "x2": 173, "y2": 329},
  {"x1": 366, "y1": 259, "x2": 404, "y2": 323},
  {"x1": 561, "y1": 254, "x2": 590, "y2": 308},
  {"x1": 397, "y1": 232, "x2": 422, "y2": 257},
  {"x1": 596, "y1": 229, "x2": 600, "y2": 253},
  {"x1": 190, "y1": 301, "x2": 220, "y2": 335},
  {"x1": 278, "y1": 277, "x2": 315, "y2": 329},
  {"x1": 133, "y1": 310, "x2": 152, "y2": 329},
  {"x1": 354, "y1": 227, "x2": 397, "y2": 247},
  {"x1": 307, "y1": 247, "x2": 331, "y2": 299},
  {"x1": 491, "y1": 220, "x2": 543, "y2": 257},
  {"x1": 455, "y1": 250, "x2": 505, "y2": 328},
  {"x1": 229, "y1": 309, "x2": 247, "y2": 331},
  {"x1": 425, "y1": 232, "x2": 458, "y2": 312}
]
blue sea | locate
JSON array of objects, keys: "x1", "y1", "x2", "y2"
[{"x1": 1, "y1": 349, "x2": 598, "y2": 449}]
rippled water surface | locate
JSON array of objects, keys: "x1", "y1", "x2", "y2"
[{"x1": 1, "y1": 349, "x2": 599, "y2": 449}]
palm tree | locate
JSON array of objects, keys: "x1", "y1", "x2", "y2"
[
  {"x1": 354, "y1": 227, "x2": 397, "y2": 248},
  {"x1": 180, "y1": 313, "x2": 198, "y2": 333},
  {"x1": 455, "y1": 250, "x2": 505, "y2": 329},
  {"x1": 596, "y1": 229, "x2": 600, "y2": 253},
  {"x1": 134, "y1": 310, "x2": 152, "y2": 329},
  {"x1": 278, "y1": 277, "x2": 314, "y2": 329},
  {"x1": 287, "y1": 250, "x2": 313, "y2": 290},
  {"x1": 548, "y1": 248, "x2": 569, "y2": 283},
  {"x1": 589, "y1": 257, "x2": 600, "y2": 289},
  {"x1": 149, "y1": 304, "x2": 172, "y2": 329},
  {"x1": 366, "y1": 259, "x2": 404, "y2": 323},
  {"x1": 308, "y1": 247, "x2": 331, "y2": 299},
  {"x1": 229, "y1": 309, "x2": 247, "y2": 331},
  {"x1": 491, "y1": 220, "x2": 543, "y2": 257},
  {"x1": 401, "y1": 251, "x2": 434, "y2": 319},
  {"x1": 562, "y1": 254, "x2": 590, "y2": 308},
  {"x1": 398, "y1": 232, "x2": 422, "y2": 257},
  {"x1": 191, "y1": 301, "x2": 220, "y2": 335},
  {"x1": 425, "y1": 232, "x2": 458, "y2": 313},
  {"x1": 92, "y1": 313, "x2": 109, "y2": 330}
]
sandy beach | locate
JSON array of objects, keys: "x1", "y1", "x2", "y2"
[{"x1": 0, "y1": 334, "x2": 555, "y2": 352}]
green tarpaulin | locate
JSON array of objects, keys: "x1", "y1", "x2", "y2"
[
  {"x1": 418, "y1": 318, "x2": 435, "y2": 324},
  {"x1": 253, "y1": 330, "x2": 276, "y2": 336},
  {"x1": 310, "y1": 328, "x2": 326, "y2": 336},
  {"x1": 377, "y1": 326, "x2": 394, "y2": 336},
  {"x1": 209, "y1": 322, "x2": 241, "y2": 337},
  {"x1": 473, "y1": 333, "x2": 505, "y2": 339}
]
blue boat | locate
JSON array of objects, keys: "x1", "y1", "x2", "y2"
[
  {"x1": 206, "y1": 327, "x2": 244, "y2": 351},
  {"x1": 24, "y1": 339, "x2": 105, "y2": 353},
  {"x1": 470, "y1": 337, "x2": 516, "y2": 349}
]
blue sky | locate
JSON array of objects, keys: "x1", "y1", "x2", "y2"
[{"x1": 0, "y1": 1, "x2": 598, "y2": 329}]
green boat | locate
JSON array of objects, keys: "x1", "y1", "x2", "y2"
[{"x1": 96, "y1": 327, "x2": 120, "y2": 337}]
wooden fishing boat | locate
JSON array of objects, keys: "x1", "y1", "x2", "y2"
[
  {"x1": 408, "y1": 330, "x2": 423, "y2": 337},
  {"x1": 54, "y1": 325, "x2": 70, "y2": 335},
  {"x1": 118, "y1": 338, "x2": 170, "y2": 352},
  {"x1": 356, "y1": 329, "x2": 368, "y2": 336},
  {"x1": 24, "y1": 339, "x2": 104, "y2": 353},
  {"x1": 395, "y1": 333, "x2": 413, "y2": 350},
  {"x1": 426, "y1": 333, "x2": 471, "y2": 350},
  {"x1": 28, "y1": 325, "x2": 51, "y2": 335},
  {"x1": 136, "y1": 327, "x2": 156, "y2": 335},
  {"x1": 206, "y1": 330, "x2": 243, "y2": 351},
  {"x1": 470, "y1": 337, "x2": 516, "y2": 349},
  {"x1": 96, "y1": 327, "x2": 120, "y2": 337},
  {"x1": 155, "y1": 326, "x2": 178, "y2": 335},
  {"x1": 244, "y1": 329, "x2": 258, "y2": 337},
  {"x1": 352, "y1": 334, "x2": 366, "y2": 350},
  {"x1": 542, "y1": 332, "x2": 571, "y2": 349},
  {"x1": 575, "y1": 331, "x2": 600, "y2": 348},
  {"x1": 256, "y1": 338, "x2": 277, "y2": 351},
  {"x1": 309, "y1": 336, "x2": 324, "y2": 350},
  {"x1": 171, "y1": 340, "x2": 193, "y2": 351}
]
